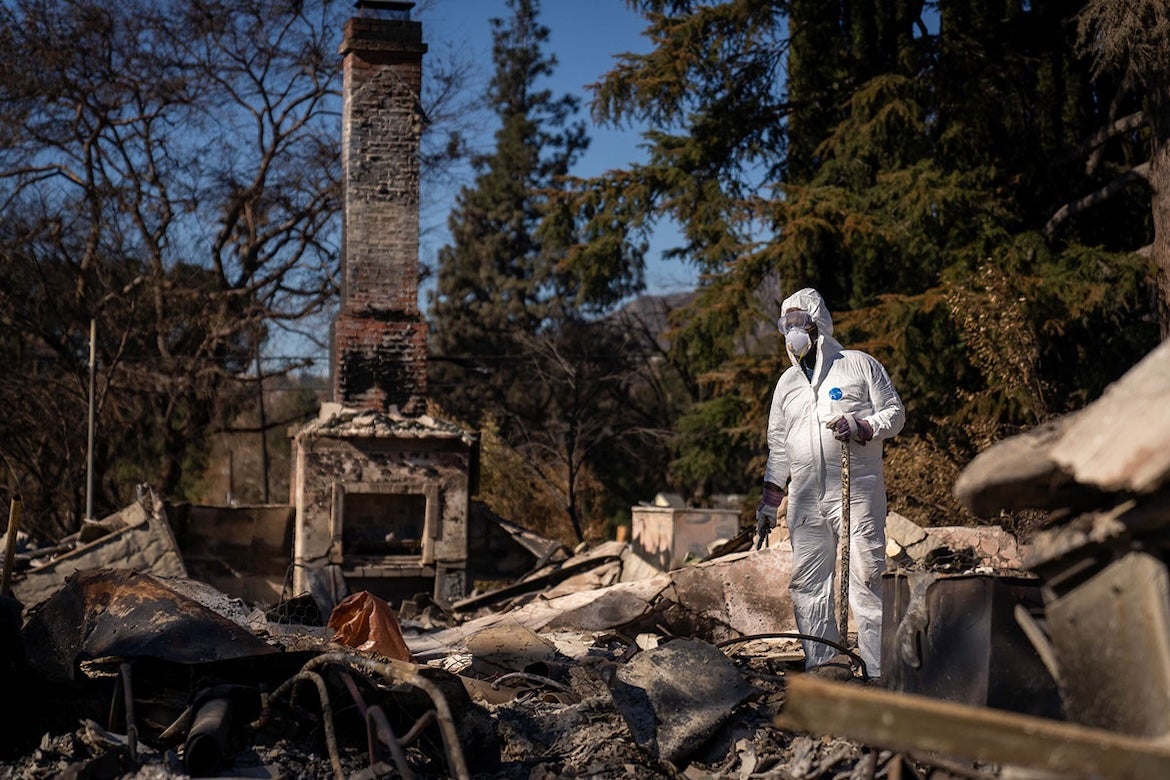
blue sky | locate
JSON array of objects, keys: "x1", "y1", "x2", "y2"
[{"x1": 415, "y1": 0, "x2": 697, "y2": 299}]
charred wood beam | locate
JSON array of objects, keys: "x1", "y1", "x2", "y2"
[
  {"x1": 451, "y1": 552, "x2": 623, "y2": 612},
  {"x1": 776, "y1": 675, "x2": 1170, "y2": 777}
]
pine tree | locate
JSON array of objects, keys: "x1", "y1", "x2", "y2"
[
  {"x1": 1060, "y1": 0, "x2": 1170, "y2": 336},
  {"x1": 428, "y1": 0, "x2": 589, "y2": 432},
  {"x1": 575, "y1": 0, "x2": 1160, "y2": 526},
  {"x1": 428, "y1": 0, "x2": 663, "y2": 540}
]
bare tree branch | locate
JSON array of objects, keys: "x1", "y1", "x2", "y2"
[{"x1": 1045, "y1": 161, "x2": 1150, "y2": 237}]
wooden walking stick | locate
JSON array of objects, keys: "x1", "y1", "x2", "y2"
[{"x1": 837, "y1": 442, "x2": 851, "y2": 648}]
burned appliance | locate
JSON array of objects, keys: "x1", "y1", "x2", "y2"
[
  {"x1": 881, "y1": 569, "x2": 1063, "y2": 718},
  {"x1": 952, "y1": 338, "x2": 1170, "y2": 738}
]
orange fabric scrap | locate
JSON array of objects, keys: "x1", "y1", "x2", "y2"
[{"x1": 327, "y1": 590, "x2": 412, "y2": 662}]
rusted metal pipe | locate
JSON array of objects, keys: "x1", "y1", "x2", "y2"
[
  {"x1": 490, "y1": 671, "x2": 574, "y2": 697},
  {"x1": 335, "y1": 670, "x2": 414, "y2": 778},
  {"x1": 366, "y1": 706, "x2": 415, "y2": 780},
  {"x1": 118, "y1": 662, "x2": 139, "y2": 765},
  {"x1": 334, "y1": 671, "x2": 378, "y2": 768},
  {"x1": 269, "y1": 671, "x2": 345, "y2": 780},
  {"x1": 184, "y1": 696, "x2": 234, "y2": 777},
  {"x1": 1, "y1": 494, "x2": 23, "y2": 597},
  {"x1": 395, "y1": 708, "x2": 435, "y2": 746}
]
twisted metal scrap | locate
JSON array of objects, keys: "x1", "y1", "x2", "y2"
[
  {"x1": 270, "y1": 652, "x2": 470, "y2": 780},
  {"x1": 270, "y1": 670, "x2": 345, "y2": 780},
  {"x1": 336, "y1": 669, "x2": 419, "y2": 779}
]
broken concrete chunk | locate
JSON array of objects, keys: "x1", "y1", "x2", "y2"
[
  {"x1": 617, "y1": 546, "x2": 663, "y2": 583},
  {"x1": 544, "y1": 560, "x2": 622, "y2": 597},
  {"x1": 885, "y1": 511, "x2": 927, "y2": 548},
  {"x1": 667, "y1": 548, "x2": 798, "y2": 641},
  {"x1": 544, "y1": 584, "x2": 658, "y2": 632},
  {"x1": 608, "y1": 638, "x2": 758, "y2": 765},
  {"x1": 635, "y1": 634, "x2": 660, "y2": 651},
  {"x1": 1049, "y1": 338, "x2": 1170, "y2": 494},
  {"x1": 903, "y1": 525, "x2": 1023, "y2": 571},
  {"x1": 952, "y1": 414, "x2": 1080, "y2": 518}
]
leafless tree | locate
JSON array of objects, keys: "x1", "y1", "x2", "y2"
[
  {"x1": 0, "y1": 0, "x2": 476, "y2": 539},
  {"x1": 504, "y1": 317, "x2": 679, "y2": 543}
]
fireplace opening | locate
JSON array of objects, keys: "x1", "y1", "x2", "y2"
[{"x1": 343, "y1": 492, "x2": 428, "y2": 557}]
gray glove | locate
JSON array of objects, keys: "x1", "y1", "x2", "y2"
[
  {"x1": 754, "y1": 482, "x2": 786, "y2": 550},
  {"x1": 755, "y1": 511, "x2": 775, "y2": 551}
]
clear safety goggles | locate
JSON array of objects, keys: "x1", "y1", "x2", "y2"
[{"x1": 777, "y1": 309, "x2": 814, "y2": 333}]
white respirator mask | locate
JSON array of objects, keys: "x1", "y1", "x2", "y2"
[{"x1": 785, "y1": 328, "x2": 812, "y2": 360}]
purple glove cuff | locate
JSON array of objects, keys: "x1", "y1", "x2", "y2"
[
  {"x1": 761, "y1": 481, "x2": 785, "y2": 507},
  {"x1": 857, "y1": 418, "x2": 874, "y2": 442}
]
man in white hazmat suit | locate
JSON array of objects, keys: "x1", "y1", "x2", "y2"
[{"x1": 756, "y1": 287, "x2": 905, "y2": 677}]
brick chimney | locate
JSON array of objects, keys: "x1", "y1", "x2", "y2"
[
  {"x1": 332, "y1": 0, "x2": 428, "y2": 415},
  {"x1": 290, "y1": 1, "x2": 476, "y2": 613}
]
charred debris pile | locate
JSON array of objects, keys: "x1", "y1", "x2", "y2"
[{"x1": 2, "y1": 342, "x2": 1170, "y2": 778}]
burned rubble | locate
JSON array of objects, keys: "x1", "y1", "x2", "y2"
[
  {"x1": 0, "y1": 491, "x2": 1031, "y2": 780},
  {"x1": 3, "y1": 333, "x2": 1168, "y2": 779},
  {"x1": 4, "y1": 345, "x2": 1170, "y2": 778},
  {"x1": 2, "y1": 294, "x2": 1167, "y2": 777}
]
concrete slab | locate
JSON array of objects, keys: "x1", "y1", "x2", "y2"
[{"x1": 667, "y1": 547, "x2": 799, "y2": 641}]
